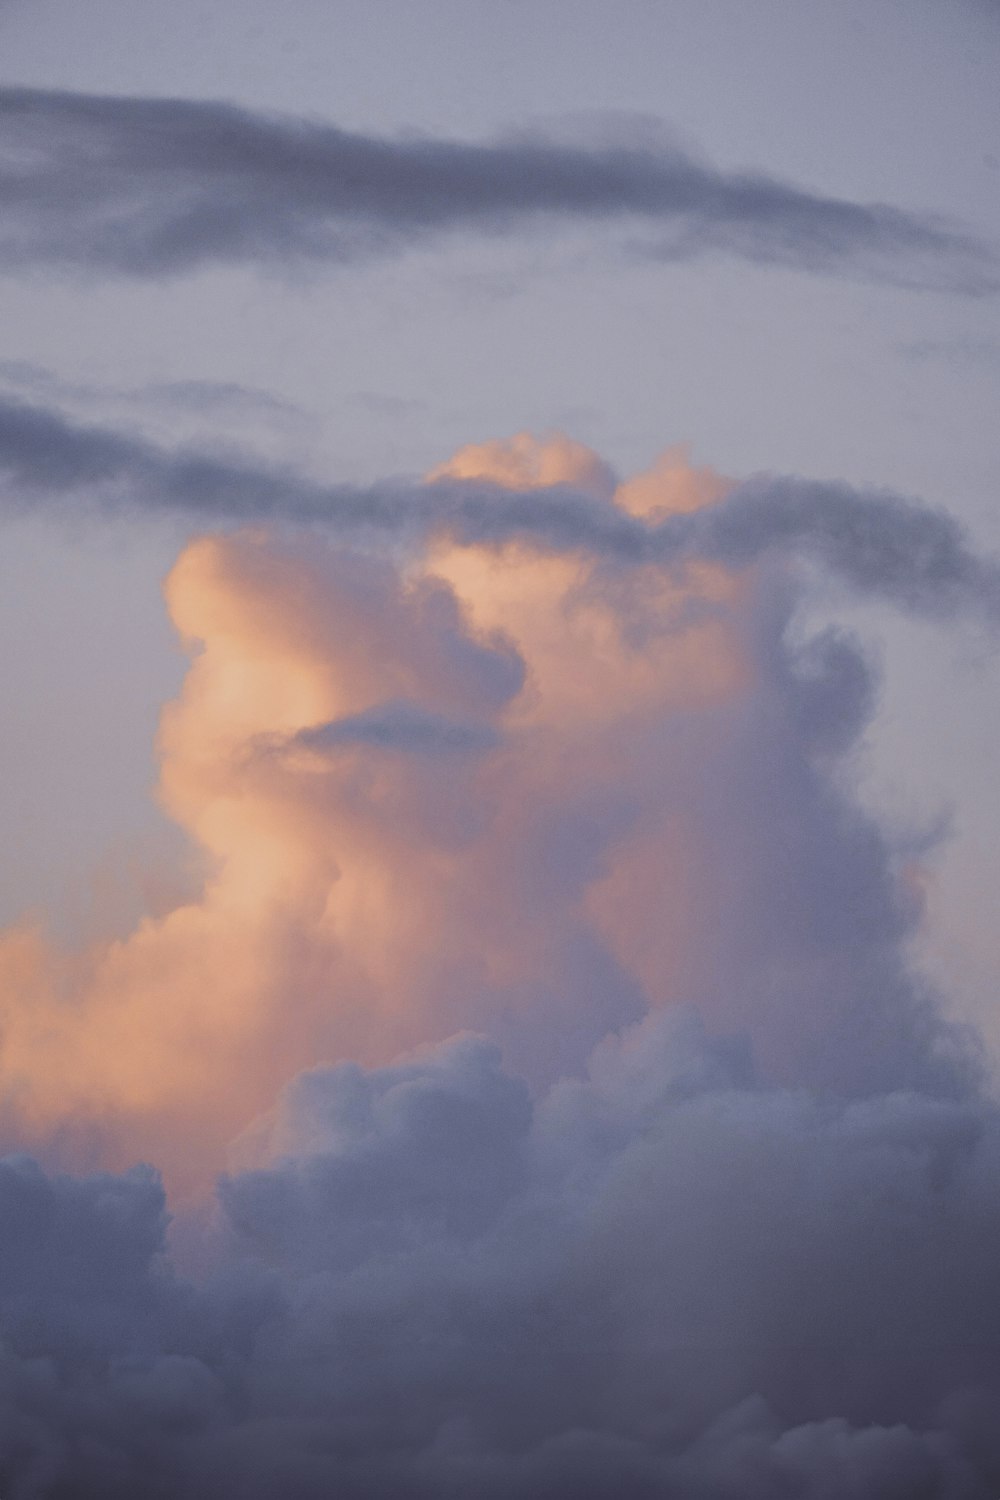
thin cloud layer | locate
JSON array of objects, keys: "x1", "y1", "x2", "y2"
[
  {"x1": 1, "y1": 433, "x2": 999, "y2": 1494},
  {"x1": 2, "y1": 395, "x2": 1000, "y2": 624},
  {"x1": 0, "y1": 86, "x2": 995, "y2": 291},
  {"x1": 290, "y1": 701, "x2": 504, "y2": 757}
]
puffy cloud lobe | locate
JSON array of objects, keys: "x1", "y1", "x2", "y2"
[
  {"x1": 0, "y1": 86, "x2": 995, "y2": 292},
  {"x1": 3, "y1": 1020, "x2": 1000, "y2": 1495},
  {"x1": 222, "y1": 1035, "x2": 533, "y2": 1271}
]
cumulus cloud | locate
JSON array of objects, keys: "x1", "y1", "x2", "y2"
[
  {"x1": 0, "y1": 434, "x2": 981, "y2": 1178},
  {"x1": 1, "y1": 432, "x2": 999, "y2": 1495},
  {"x1": 0, "y1": 86, "x2": 995, "y2": 291}
]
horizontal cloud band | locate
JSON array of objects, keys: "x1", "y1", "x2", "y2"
[
  {"x1": 0, "y1": 86, "x2": 995, "y2": 291},
  {"x1": 1, "y1": 394, "x2": 998, "y2": 621}
]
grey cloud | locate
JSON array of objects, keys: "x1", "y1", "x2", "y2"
[
  {"x1": 697, "y1": 474, "x2": 1000, "y2": 619},
  {"x1": 0, "y1": 363, "x2": 309, "y2": 447},
  {"x1": 221, "y1": 1036, "x2": 532, "y2": 1273},
  {"x1": 142, "y1": 379, "x2": 304, "y2": 418},
  {"x1": 582, "y1": 591, "x2": 975, "y2": 1101},
  {"x1": 5, "y1": 1020, "x2": 1000, "y2": 1496},
  {"x1": 0, "y1": 395, "x2": 149, "y2": 493},
  {"x1": 897, "y1": 336, "x2": 1000, "y2": 370},
  {"x1": 343, "y1": 391, "x2": 426, "y2": 416},
  {"x1": 293, "y1": 701, "x2": 503, "y2": 758},
  {"x1": 780, "y1": 625, "x2": 878, "y2": 755},
  {"x1": 0, "y1": 86, "x2": 995, "y2": 292},
  {"x1": 0, "y1": 359, "x2": 57, "y2": 392},
  {"x1": 2, "y1": 394, "x2": 999, "y2": 627}
]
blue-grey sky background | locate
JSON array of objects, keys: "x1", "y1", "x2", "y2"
[{"x1": 2, "y1": 0, "x2": 1000, "y2": 1037}]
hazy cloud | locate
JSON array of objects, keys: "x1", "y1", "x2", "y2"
[
  {"x1": 0, "y1": 86, "x2": 995, "y2": 292},
  {"x1": 897, "y1": 336, "x2": 1000, "y2": 370}
]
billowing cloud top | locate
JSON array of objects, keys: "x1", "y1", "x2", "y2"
[
  {"x1": 0, "y1": 86, "x2": 996, "y2": 291},
  {"x1": 2, "y1": 431, "x2": 1000, "y2": 1495}
]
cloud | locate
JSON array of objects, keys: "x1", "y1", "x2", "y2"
[
  {"x1": 288, "y1": 701, "x2": 504, "y2": 758},
  {"x1": 3, "y1": 397, "x2": 1000, "y2": 625},
  {"x1": 0, "y1": 362, "x2": 299, "y2": 416},
  {"x1": 897, "y1": 337, "x2": 1000, "y2": 371},
  {"x1": 4, "y1": 1018, "x2": 1000, "y2": 1496},
  {"x1": 0, "y1": 86, "x2": 995, "y2": 292},
  {"x1": 0, "y1": 433, "x2": 980, "y2": 1193},
  {"x1": 1, "y1": 432, "x2": 998, "y2": 1494},
  {"x1": 697, "y1": 473, "x2": 1000, "y2": 619}
]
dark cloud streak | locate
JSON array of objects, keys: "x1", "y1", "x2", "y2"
[
  {"x1": 0, "y1": 85, "x2": 995, "y2": 291},
  {"x1": 2, "y1": 394, "x2": 998, "y2": 625}
]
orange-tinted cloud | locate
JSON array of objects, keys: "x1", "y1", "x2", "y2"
[{"x1": 1, "y1": 435, "x2": 954, "y2": 1192}]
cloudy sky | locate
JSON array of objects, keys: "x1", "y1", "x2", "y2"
[{"x1": 3, "y1": 2, "x2": 1000, "y2": 1495}]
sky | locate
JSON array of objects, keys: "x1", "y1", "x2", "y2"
[{"x1": 2, "y1": 2, "x2": 1000, "y2": 1495}]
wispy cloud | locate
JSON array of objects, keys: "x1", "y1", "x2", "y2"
[
  {"x1": 896, "y1": 335, "x2": 1000, "y2": 369},
  {"x1": 2, "y1": 395, "x2": 998, "y2": 623},
  {"x1": 283, "y1": 701, "x2": 503, "y2": 758},
  {"x1": 1, "y1": 86, "x2": 995, "y2": 292}
]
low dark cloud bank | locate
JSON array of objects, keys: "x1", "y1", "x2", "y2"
[
  {"x1": 2, "y1": 393, "x2": 999, "y2": 624},
  {"x1": 0, "y1": 86, "x2": 995, "y2": 290},
  {"x1": 6, "y1": 1021, "x2": 1000, "y2": 1498}
]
